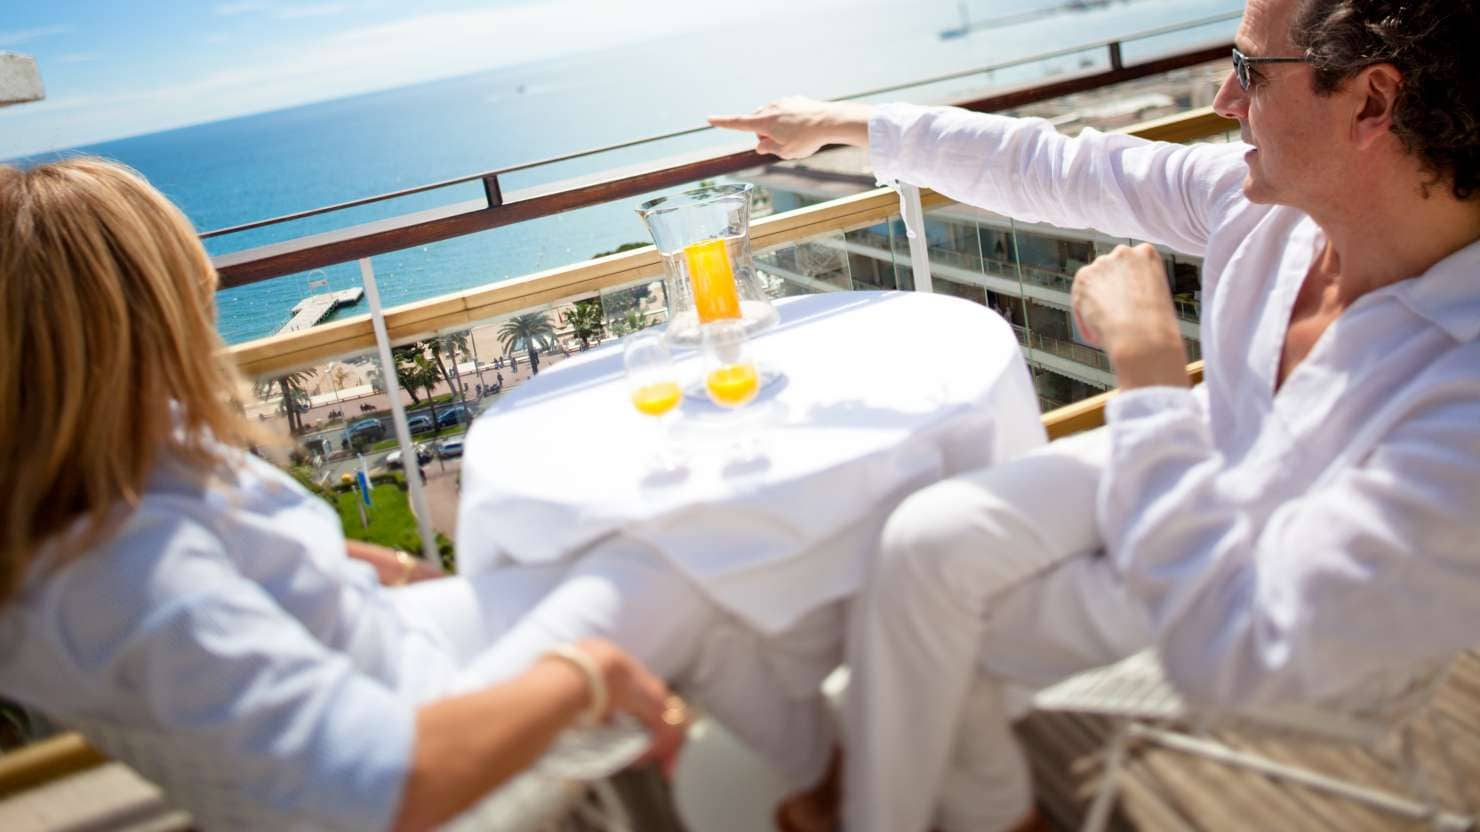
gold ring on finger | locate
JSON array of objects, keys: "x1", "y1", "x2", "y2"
[{"x1": 661, "y1": 695, "x2": 689, "y2": 726}]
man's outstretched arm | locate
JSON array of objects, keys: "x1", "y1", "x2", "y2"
[{"x1": 711, "y1": 97, "x2": 1248, "y2": 258}]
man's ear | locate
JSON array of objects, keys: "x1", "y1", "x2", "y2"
[{"x1": 1352, "y1": 63, "x2": 1403, "y2": 150}]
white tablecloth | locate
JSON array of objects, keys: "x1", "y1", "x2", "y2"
[{"x1": 457, "y1": 291, "x2": 1046, "y2": 633}]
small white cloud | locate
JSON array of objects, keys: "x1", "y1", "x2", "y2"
[
  {"x1": 0, "y1": 24, "x2": 71, "y2": 46},
  {"x1": 214, "y1": 1, "x2": 272, "y2": 15},
  {"x1": 55, "y1": 53, "x2": 100, "y2": 65},
  {"x1": 276, "y1": 3, "x2": 352, "y2": 19}
]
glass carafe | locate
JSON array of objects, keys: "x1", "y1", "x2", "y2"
[{"x1": 637, "y1": 183, "x2": 778, "y2": 348}]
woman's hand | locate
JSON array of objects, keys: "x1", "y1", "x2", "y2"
[
  {"x1": 344, "y1": 540, "x2": 445, "y2": 586},
  {"x1": 709, "y1": 97, "x2": 875, "y2": 160},
  {"x1": 1071, "y1": 244, "x2": 1190, "y2": 389},
  {"x1": 575, "y1": 638, "x2": 689, "y2": 777},
  {"x1": 396, "y1": 639, "x2": 687, "y2": 831}
]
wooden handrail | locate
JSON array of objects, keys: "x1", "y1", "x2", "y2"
[
  {"x1": 227, "y1": 187, "x2": 946, "y2": 376},
  {"x1": 1042, "y1": 361, "x2": 1205, "y2": 440},
  {"x1": 0, "y1": 733, "x2": 106, "y2": 799}
]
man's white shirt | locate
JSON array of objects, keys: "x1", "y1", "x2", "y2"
[{"x1": 870, "y1": 103, "x2": 1480, "y2": 708}]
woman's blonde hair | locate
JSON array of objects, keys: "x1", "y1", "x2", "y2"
[{"x1": 0, "y1": 158, "x2": 261, "y2": 604}]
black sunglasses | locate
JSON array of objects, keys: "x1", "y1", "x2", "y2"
[{"x1": 1232, "y1": 47, "x2": 1308, "y2": 91}]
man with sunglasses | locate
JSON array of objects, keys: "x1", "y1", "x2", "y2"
[{"x1": 712, "y1": 0, "x2": 1480, "y2": 830}]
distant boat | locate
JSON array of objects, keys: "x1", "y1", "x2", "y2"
[{"x1": 941, "y1": 0, "x2": 970, "y2": 39}]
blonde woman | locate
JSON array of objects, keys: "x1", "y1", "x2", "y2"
[{"x1": 0, "y1": 159, "x2": 833, "y2": 831}]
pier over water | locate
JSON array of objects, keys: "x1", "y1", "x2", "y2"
[{"x1": 278, "y1": 288, "x2": 364, "y2": 335}]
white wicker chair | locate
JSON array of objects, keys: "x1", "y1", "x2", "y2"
[
  {"x1": 1033, "y1": 649, "x2": 1476, "y2": 832},
  {"x1": 444, "y1": 770, "x2": 634, "y2": 832}
]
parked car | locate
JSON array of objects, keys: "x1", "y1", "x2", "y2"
[
  {"x1": 435, "y1": 435, "x2": 465, "y2": 458},
  {"x1": 437, "y1": 405, "x2": 469, "y2": 429},
  {"x1": 385, "y1": 443, "x2": 432, "y2": 470},
  {"x1": 347, "y1": 417, "x2": 385, "y2": 443},
  {"x1": 406, "y1": 414, "x2": 436, "y2": 434}
]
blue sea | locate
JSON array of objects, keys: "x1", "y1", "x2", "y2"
[{"x1": 14, "y1": 0, "x2": 1237, "y2": 345}]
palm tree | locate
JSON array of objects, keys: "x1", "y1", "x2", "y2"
[
  {"x1": 428, "y1": 334, "x2": 470, "y2": 415},
  {"x1": 329, "y1": 364, "x2": 353, "y2": 404},
  {"x1": 609, "y1": 308, "x2": 653, "y2": 338},
  {"x1": 561, "y1": 299, "x2": 605, "y2": 350},
  {"x1": 411, "y1": 355, "x2": 441, "y2": 431},
  {"x1": 390, "y1": 345, "x2": 424, "y2": 403},
  {"x1": 498, "y1": 312, "x2": 556, "y2": 376},
  {"x1": 254, "y1": 369, "x2": 317, "y2": 434}
]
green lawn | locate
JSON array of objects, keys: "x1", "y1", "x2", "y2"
[
  {"x1": 366, "y1": 424, "x2": 467, "y2": 453},
  {"x1": 335, "y1": 483, "x2": 453, "y2": 562}
]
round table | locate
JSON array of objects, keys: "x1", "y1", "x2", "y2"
[{"x1": 457, "y1": 290, "x2": 1046, "y2": 634}]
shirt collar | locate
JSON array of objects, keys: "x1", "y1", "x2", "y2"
[{"x1": 1387, "y1": 238, "x2": 1480, "y2": 343}]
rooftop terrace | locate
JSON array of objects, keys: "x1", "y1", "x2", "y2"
[{"x1": 6, "y1": 18, "x2": 1477, "y2": 830}]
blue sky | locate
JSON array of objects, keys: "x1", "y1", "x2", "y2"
[
  {"x1": 1, "y1": 0, "x2": 1241, "y2": 159},
  {"x1": 0, "y1": 0, "x2": 864, "y2": 158}
]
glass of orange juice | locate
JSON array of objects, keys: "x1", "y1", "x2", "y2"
[
  {"x1": 624, "y1": 332, "x2": 683, "y2": 469},
  {"x1": 701, "y1": 320, "x2": 761, "y2": 411}
]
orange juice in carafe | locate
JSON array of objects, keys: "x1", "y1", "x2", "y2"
[{"x1": 683, "y1": 238, "x2": 742, "y2": 324}]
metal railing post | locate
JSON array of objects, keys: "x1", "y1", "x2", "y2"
[
  {"x1": 898, "y1": 182, "x2": 935, "y2": 293},
  {"x1": 360, "y1": 258, "x2": 440, "y2": 563}
]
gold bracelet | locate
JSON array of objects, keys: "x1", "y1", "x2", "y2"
[
  {"x1": 392, "y1": 551, "x2": 418, "y2": 586},
  {"x1": 545, "y1": 644, "x2": 607, "y2": 725}
]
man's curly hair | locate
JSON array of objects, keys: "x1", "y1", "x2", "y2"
[{"x1": 1292, "y1": 0, "x2": 1480, "y2": 200}]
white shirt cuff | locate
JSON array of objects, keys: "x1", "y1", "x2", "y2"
[
  {"x1": 1106, "y1": 385, "x2": 1202, "y2": 423},
  {"x1": 868, "y1": 102, "x2": 917, "y2": 187}
]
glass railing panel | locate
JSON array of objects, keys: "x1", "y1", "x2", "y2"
[
  {"x1": 244, "y1": 354, "x2": 461, "y2": 569},
  {"x1": 203, "y1": 180, "x2": 488, "y2": 257},
  {"x1": 1118, "y1": 12, "x2": 1240, "y2": 65},
  {"x1": 216, "y1": 262, "x2": 369, "y2": 346},
  {"x1": 756, "y1": 230, "x2": 856, "y2": 298},
  {"x1": 596, "y1": 277, "x2": 669, "y2": 341},
  {"x1": 921, "y1": 199, "x2": 1134, "y2": 413},
  {"x1": 917, "y1": 211, "x2": 988, "y2": 306},
  {"x1": 839, "y1": 225, "x2": 903, "y2": 292},
  {"x1": 885, "y1": 217, "x2": 917, "y2": 292},
  {"x1": 214, "y1": 176, "x2": 715, "y2": 347},
  {"x1": 850, "y1": 44, "x2": 1112, "y2": 110},
  {"x1": 243, "y1": 282, "x2": 633, "y2": 573},
  {"x1": 736, "y1": 147, "x2": 881, "y2": 215}
]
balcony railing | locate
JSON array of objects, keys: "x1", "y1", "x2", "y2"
[
  {"x1": 202, "y1": 16, "x2": 1237, "y2": 288},
  {"x1": 1014, "y1": 325, "x2": 1114, "y2": 372}
]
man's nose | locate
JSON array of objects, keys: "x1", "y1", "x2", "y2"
[{"x1": 1212, "y1": 70, "x2": 1249, "y2": 122}]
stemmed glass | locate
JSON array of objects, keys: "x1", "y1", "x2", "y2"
[
  {"x1": 624, "y1": 332, "x2": 683, "y2": 469},
  {"x1": 699, "y1": 320, "x2": 768, "y2": 460},
  {"x1": 701, "y1": 319, "x2": 760, "y2": 410}
]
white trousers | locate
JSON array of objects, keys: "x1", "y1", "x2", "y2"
[
  {"x1": 391, "y1": 535, "x2": 839, "y2": 787},
  {"x1": 844, "y1": 428, "x2": 1156, "y2": 832}
]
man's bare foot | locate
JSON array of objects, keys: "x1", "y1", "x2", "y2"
[{"x1": 774, "y1": 748, "x2": 841, "y2": 832}]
